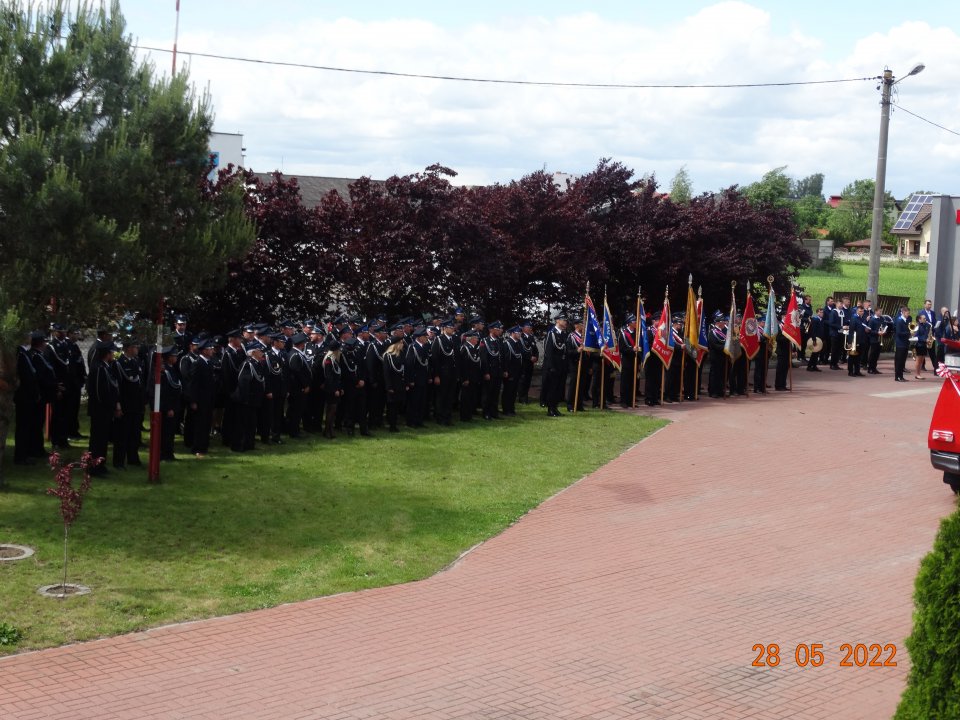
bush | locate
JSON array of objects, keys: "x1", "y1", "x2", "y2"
[
  {"x1": 817, "y1": 256, "x2": 841, "y2": 273},
  {"x1": 0, "y1": 622, "x2": 23, "y2": 646},
  {"x1": 896, "y1": 509, "x2": 960, "y2": 718}
]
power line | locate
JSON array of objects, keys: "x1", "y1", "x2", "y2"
[
  {"x1": 137, "y1": 44, "x2": 875, "y2": 90},
  {"x1": 896, "y1": 104, "x2": 960, "y2": 137}
]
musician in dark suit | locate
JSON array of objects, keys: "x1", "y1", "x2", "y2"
[
  {"x1": 805, "y1": 307, "x2": 824, "y2": 372},
  {"x1": 894, "y1": 307, "x2": 911, "y2": 382},
  {"x1": 846, "y1": 306, "x2": 866, "y2": 377}
]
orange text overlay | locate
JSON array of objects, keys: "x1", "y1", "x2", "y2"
[{"x1": 752, "y1": 643, "x2": 898, "y2": 668}]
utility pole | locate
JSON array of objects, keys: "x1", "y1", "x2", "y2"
[{"x1": 866, "y1": 69, "x2": 893, "y2": 307}]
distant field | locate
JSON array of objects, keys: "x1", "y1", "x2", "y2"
[{"x1": 798, "y1": 259, "x2": 929, "y2": 311}]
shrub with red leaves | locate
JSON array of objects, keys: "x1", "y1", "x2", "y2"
[{"x1": 47, "y1": 452, "x2": 100, "y2": 529}]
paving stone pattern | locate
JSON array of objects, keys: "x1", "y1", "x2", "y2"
[{"x1": 1, "y1": 358, "x2": 952, "y2": 719}]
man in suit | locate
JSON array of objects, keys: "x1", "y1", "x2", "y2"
[
  {"x1": 894, "y1": 306, "x2": 912, "y2": 382},
  {"x1": 517, "y1": 320, "x2": 538, "y2": 405}
]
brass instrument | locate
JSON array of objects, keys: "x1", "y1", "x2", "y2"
[{"x1": 843, "y1": 326, "x2": 859, "y2": 356}]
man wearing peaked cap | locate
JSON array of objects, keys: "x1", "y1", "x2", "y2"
[
  {"x1": 517, "y1": 319, "x2": 538, "y2": 405},
  {"x1": 173, "y1": 314, "x2": 189, "y2": 353},
  {"x1": 458, "y1": 330, "x2": 482, "y2": 422},
  {"x1": 431, "y1": 317, "x2": 460, "y2": 426},
  {"x1": 500, "y1": 325, "x2": 523, "y2": 416},
  {"x1": 286, "y1": 331, "x2": 312, "y2": 438},
  {"x1": 188, "y1": 334, "x2": 218, "y2": 458},
  {"x1": 618, "y1": 313, "x2": 639, "y2": 408},
  {"x1": 405, "y1": 326, "x2": 432, "y2": 428},
  {"x1": 86, "y1": 339, "x2": 120, "y2": 475},
  {"x1": 541, "y1": 311, "x2": 568, "y2": 417},
  {"x1": 479, "y1": 321, "x2": 504, "y2": 420},
  {"x1": 707, "y1": 311, "x2": 728, "y2": 398}
]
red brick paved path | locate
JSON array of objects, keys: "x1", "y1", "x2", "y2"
[{"x1": 1, "y1": 358, "x2": 953, "y2": 719}]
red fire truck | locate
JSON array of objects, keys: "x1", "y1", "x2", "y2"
[{"x1": 928, "y1": 339, "x2": 960, "y2": 493}]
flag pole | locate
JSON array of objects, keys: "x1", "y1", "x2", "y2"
[
  {"x1": 680, "y1": 274, "x2": 692, "y2": 402},
  {"x1": 788, "y1": 281, "x2": 795, "y2": 391},
  {"x1": 600, "y1": 286, "x2": 607, "y2": 411},
  {"x1": 573, "y1": 281, "x2": 589, "y2": 413},
  {"x1": 660, "y1": 285, "x2": 668, "y2": 406},
  {"x1": 695, "y1": 285, "x2": 703, "y2": 400},
  {"x1": 632, "y1": 285, "x2": 641, "y2": 408},
  {"x1": 744, "y1": 279, "x2": 751, "y2": 399}
]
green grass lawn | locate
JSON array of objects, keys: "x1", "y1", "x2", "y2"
[
  {"x1": 0, "y1": 404, "x2": 663, "y2": 654},
  {"x1": 798, "y1": 259, "x2": 929, "y2": 310}
]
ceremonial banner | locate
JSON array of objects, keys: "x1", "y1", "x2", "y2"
[
  {"x1": 723, "y1": 289, "x2": 739, "y2": 359},
  {"x1": 651, "y1": 295, "x2": 675, "y2": 367},
  {"x1": 740, "y1": 292, "x2": 760, "y2": 360},
  {"x1": 763, "y1": 285, "x2": 779, "y2": 339},
  {"x1": 584, "y1": 295, "x2": 602, "y2": 351},
  {"x1": 637, "y1": 297, "x2": 651, "y2": 360},
  {"x1": 781, "y1": 291, "x2": 803, "y2": 349},
  {"x1": 601, "y1": 298, "x2": 622, "y2": 370},
  {"x1": 696, "y1": 296, "x2": 709, "y2": 366}
]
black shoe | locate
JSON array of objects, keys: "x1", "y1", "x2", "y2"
[{"x1": 874, "y1": 370, "x2": 883, "y2": 374}]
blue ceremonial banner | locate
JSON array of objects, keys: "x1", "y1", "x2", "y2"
[
  {"x1": 584, "y1": 295, "x2": 602, "y2": 351},
  {"x1": 638, "y1": 298, "x2": 651, "y2": 359},
  {"x1": 601, "y1": 298, "x2": 622, "y2": 370}
]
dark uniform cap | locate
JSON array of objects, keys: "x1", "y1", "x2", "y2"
[
  {"x1": 413, "y1": 328, "x2": 428, "y2": 338},
  {"x1": 244, "y1": 341, "x2": 264, "y2": 353},
  {"x1": 333, "y1": 314, "x2": 348, "y2": 324},
  {"x1": 625, "y1": 313, "x2": 637, "y2": 323},
  {"x1": 454, "y1": 307, "x2": 465, "y2": 315},
  {"x1": 462, "y1": 330, "x2": 479, "y2": 339},
  {"x1": 291, "y1": 332, "x2": 308, "y2": 345},
  {"x1": 50, "y1": 322, "x2": 63, "y2": 331},
  {"x1": 671, "y1": 313, "x2": 684, "y2": 323},
  {"x1": 226, "y1": 328, "x2": 243, "y2": 338},
  {"x1": 712, "y1": 311, "x2": 727, "y2": 322},
  {"x1": 96, "y1": 340, "x2": 118, "y2": 354},
  {"x1": 387, "y1": 335, "x2": 406, "y2": 346},
  {"x1": 508, "y1": 325, "x2": 522, "y2": 334},
  {"x1": 30, "y1": 330, "x2": 47, "y2": 343},
  {"x1": 522, "y1": 319, "x2": 534, "y2": 328},
  {"x1": 553, "y1": 311, "x2": 568, "y2": 321},
  {"x1": 487, "y1": 320, "x2": 503, "y2": 330},
  {"x1": 174, "y1": 315, "x2": 187, "y2": 324},
  {"x1": 255, "y1": 324, "x2": 272, "y2": 334},
  {"x1": 571, "y1": 315, "x2": 583, "y2": 324},
  {"x1": 67, "y1": 324, "x2": 81, "y2": 332},
  {"x1": 468, "y1": 315, "x2": 484, "y2": 325},
  {"x1": 161, "y1": 344, "x2": 180, "y2": 356},
  {"x1": 198, "y1": 339, "x2": 217, "y2": 350},
  {"x1": 280, "y1": 319, "x2": 296, "y2": 329},
  {"x1": 242, "y1": 324, "x2": 256, "y2": 333},
  {"x1": 190, "y1": 337, "x2": 202, "y2": 345},
  {"x1": 358, "y1": 325, "x2": 370, "y2": 333},
  {"x1": 325, "y1": 339, "x2": 342, "y2": 350},
  {"x1": 441, "y1": 319, "x2": 456, "y2": 328},
  {"x1": 342, "y1": 337, "x2": 359, "y2": 348}
]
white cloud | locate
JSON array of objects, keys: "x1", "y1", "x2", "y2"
[{"x1": 136, "y1": 3, "x2": 960, "y2": 197}]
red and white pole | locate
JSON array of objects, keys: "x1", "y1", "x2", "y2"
[{"x1": 148, "y1": 299, "x2": 164, "y2": 483}]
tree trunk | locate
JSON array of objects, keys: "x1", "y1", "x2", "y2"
[{"x1": 0, "y1": 345, "x2": 18, "y2": 490}]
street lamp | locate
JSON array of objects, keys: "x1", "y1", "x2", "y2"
[{"x1": 867, "y1": 63, "x2": 925, "y2": 305}]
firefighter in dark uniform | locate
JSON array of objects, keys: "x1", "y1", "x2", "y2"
[
  {"x1": 431, "y1": 319, "x2": 460, "y2": 425},
  {"x1": 707, "y1": 313, "x2": 728, "y2": 398},
  {"x1": 322, "y1": 340, "x2": 344, "y2": 439},
  {"x1": 286, "y1": 332, "x2": 312, "y2": 438},
  {"x1": 501, "y1": 325, "x2": 524, "y2": 417},
  {"x1": 458, "y1": 331, "x2": 482, "y2": 421},
  {"x1": 618, "y1": 314, "x2": 639, "y2": 408},
  {"x1": 480, "y1": 321, "x2": 504, "y2": 420},
  {"x1": 113, "y1": 340, "x2": 145, "y2": 467},
  {"x1": 233, "y1": 343, "x2": 266, "y2": 451},
  {"x1": 87, "y1": 340, "x2": 120, "y2": 475},
  {"x1": 565, "y1": 317, "x2": 590, "y2": 412},
  {"x1": 518, "y1": 320, "x2": 538, "y2": 404},
  {"x1": 158, "y1": 346, "x2": 182, "y2": 461},
  {"x1": 188, "y1": 339, "x2": 218, "y2": 457},
  {"x1": 382, "y1": 337, "x2": 406, "y2": 431},
  {"x1": 541, "y1": 313, "x2": 568, "y2": 417},
  {"x1": 405, "y1": 328, "x2": 431, "y2": 427},
  {"x1": 643, "y1": 314, "x2": 664, "y2": 406},
  {"x1": 65, "y1": 325, "x2": 87, "y2": 440}
]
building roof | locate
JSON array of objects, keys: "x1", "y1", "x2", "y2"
[
  {"x1": 891, "y1": 193, "x2": 934, "y2": 235},
  {"x1": 844, "y1": 238, "x2": 893, "y2": 249},
  {"x1": 253, "y1": 173, "x2": 385, "y2": 208}
]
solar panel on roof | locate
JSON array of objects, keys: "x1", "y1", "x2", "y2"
[{"x1": 892, "y1": 193, "x2": 933, "y2": 231}]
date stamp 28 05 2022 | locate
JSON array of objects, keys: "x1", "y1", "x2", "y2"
[{"x1": 752, "y1": 643, "x2": 898, "y2": 668}]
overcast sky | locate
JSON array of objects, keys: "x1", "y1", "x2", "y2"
[{"x1": 120, "y1": 1, "x2": 959, "y2": 199}]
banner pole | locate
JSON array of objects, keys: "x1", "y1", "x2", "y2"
[
  {"x1": 632, "y1": 285, "x2": 641, "y2": 408},
  {"x1": 573, "y1": 281, "x2": 589, "y2": 413}
]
